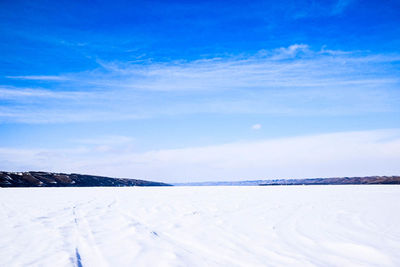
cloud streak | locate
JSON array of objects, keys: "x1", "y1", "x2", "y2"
[
  {"x1": 0, "y1": 86, "x2": 90, "y2": 99},
  {"x1": 89, "y1": 48, "x2": 399, "y2": 92},
  {"x1": 6, "y1": 75, "x2": 70, "y2": 81},
  {"x1": 1, "y1": 45, "x2": 399, "y2": 123}
]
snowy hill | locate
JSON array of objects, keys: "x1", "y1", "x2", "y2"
[{"x1": 0, "y1": 171, "x2": 171, "y2": 187}]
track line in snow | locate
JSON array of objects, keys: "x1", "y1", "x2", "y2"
[
  {"x1": 72, "y1": 204, "x2": 108, "y2": 267},
  {"x1": 75, "y1": 248, "x2": 83, "y2": 267}
]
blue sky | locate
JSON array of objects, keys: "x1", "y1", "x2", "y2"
[{"x1": 0, "y1": 0, "x2": 400, "y2": 182}]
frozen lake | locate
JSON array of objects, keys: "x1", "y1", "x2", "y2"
[{"x1": 1, "y1": 186, "x2": 399, "y2": 266}]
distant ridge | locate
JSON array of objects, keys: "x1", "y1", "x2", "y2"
[
  {"x1": 0, "y1": 171, "x2": 172, "y2": 187},
  {"x1": 259, "y1": 176, "x2": 400, "y2": 186},
  {"x1": 173, "y1": 176, "x2": 400, "y2": 186}
]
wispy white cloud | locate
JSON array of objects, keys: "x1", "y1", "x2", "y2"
[
  {"x1": 271, "y1": 44, "x2": 310, "y2": 59},
  {"x1": 252, "y1": 124, "x2": 262, "y2": 130},
  {"x1": 0, "y1": 86, "x2": 90, "y2": 99},
  {"x1": 73, "y1": 135, "x2": 134, "y2": 146},
  {"x1": 6, "y1": 75, "x2": 69, "y2": 81},
  {"x1": 0, "y1": 45, "x2": 399, "y2": 123},
  {"x1": 84, "y1": 46, "x2": 399, "y2": 92},
  {"x1": 0, "y1": 129, "x2": 399, "y2": 182}
]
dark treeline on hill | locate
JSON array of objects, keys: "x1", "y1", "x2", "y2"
[
  {"x1": 173, "y1": 176, "x2": 400, "y2": 186},
  {"x1": 0, "y1": 171, "x2": 171, "y2": 187},
  {"x1": 259, "y1": 176, "x2": 400, "y2": 186}
]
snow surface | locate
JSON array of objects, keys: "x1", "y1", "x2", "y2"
[{"x1": 1, "y1": 186, "x2": 400, "y2": 267}]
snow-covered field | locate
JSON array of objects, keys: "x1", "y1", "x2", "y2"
[{"x1": 1, "y1": 186, "x2": 400, "y2": 267}]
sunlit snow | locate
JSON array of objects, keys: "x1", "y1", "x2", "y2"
[{"x1": 1, "y1": 186, "x2": 399, "y2": 266}]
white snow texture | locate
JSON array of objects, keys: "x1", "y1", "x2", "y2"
[{"x1": 1, "y1": 186, "x2": 399, "y2": 266}]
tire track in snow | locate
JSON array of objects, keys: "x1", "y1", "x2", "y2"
[{"x1": 72, "y1": 202, "x2": 108, "y2": 267}]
